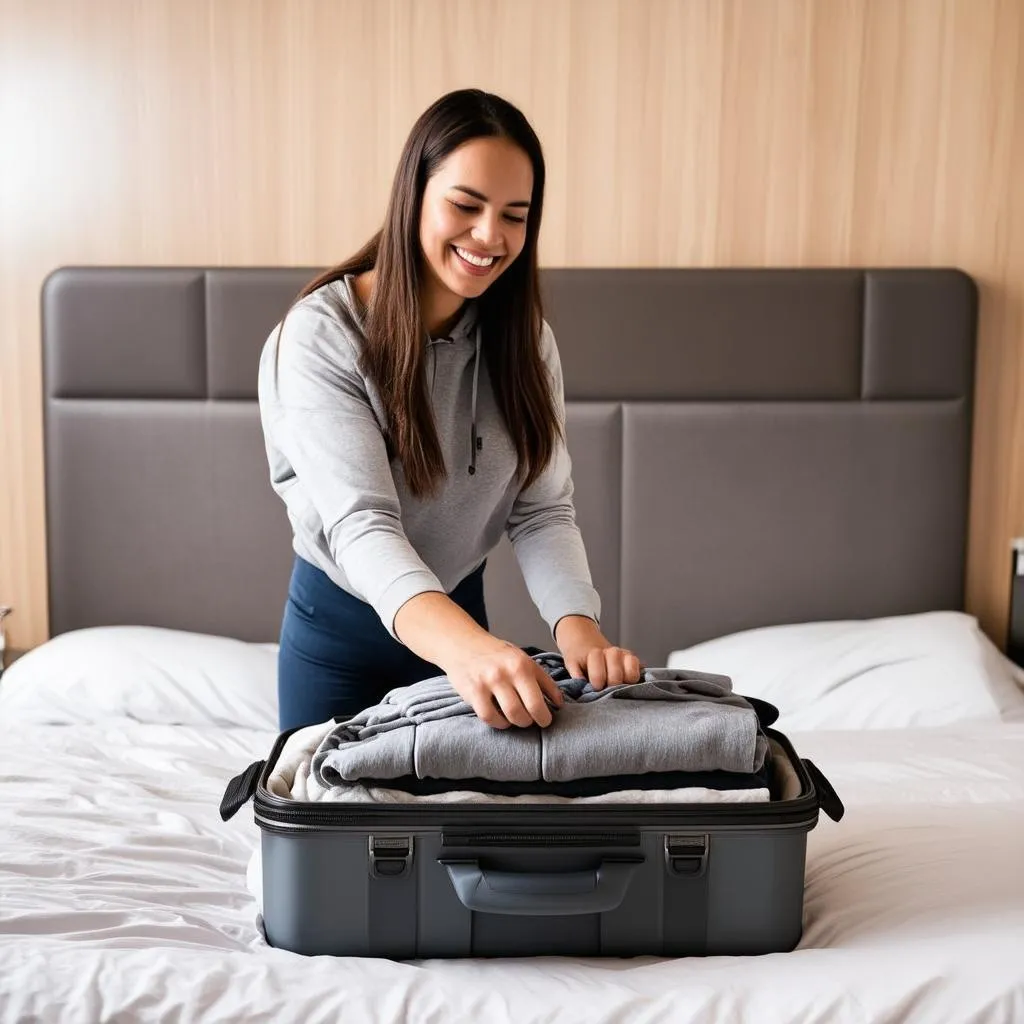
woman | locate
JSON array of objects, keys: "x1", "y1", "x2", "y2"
[{"x1": 259, "y1": 88, "x2": 641, "y2": 732}]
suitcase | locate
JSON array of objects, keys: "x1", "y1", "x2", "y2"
[{"x1": 221, "y1": 723, "x2": 844, "y2": 960}]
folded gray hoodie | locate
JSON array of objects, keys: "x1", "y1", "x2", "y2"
[{"x1": 311, "y1": 655, "x2": 768, "y2": 788}]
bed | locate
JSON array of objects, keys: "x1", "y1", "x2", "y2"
[{"x1": 1, "y1": 266, "x2": 1022, "y2": 1023}]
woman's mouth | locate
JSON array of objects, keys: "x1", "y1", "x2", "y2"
[{"x1": 452, "y1": 245, "x2": 500, "y2": 276}]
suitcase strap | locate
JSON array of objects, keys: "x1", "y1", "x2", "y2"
[{"x1": 219, "y1": 760, "x2": 266, "y2": 821}]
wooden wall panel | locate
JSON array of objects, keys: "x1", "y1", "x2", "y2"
[{"x1": 1, "y1": 0, "x2": 1022, "y2": 650}]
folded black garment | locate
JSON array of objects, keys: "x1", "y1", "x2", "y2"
[{"x1": 356, "y1": 758, "x2": 772, "y2": 799}]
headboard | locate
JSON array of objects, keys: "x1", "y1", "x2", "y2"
[{"x1": 41, "y1": 267, "x2": 977, "y2": 664}]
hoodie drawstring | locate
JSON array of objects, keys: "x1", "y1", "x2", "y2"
[{"x1": 468, "y1": 326, "x2": 481, "y2": 476}]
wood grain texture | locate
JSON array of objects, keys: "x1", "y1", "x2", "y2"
[{"x1": 1, "y1": 0, "x2": 1022, "y2": 649}]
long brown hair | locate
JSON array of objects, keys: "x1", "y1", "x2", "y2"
[{"x1": 290, "y1": 88, "x2": 558, "y2": 498}]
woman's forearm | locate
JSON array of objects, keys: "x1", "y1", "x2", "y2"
[{"x1": 393, "y1": 591, "x2": 507, "y2": 670}]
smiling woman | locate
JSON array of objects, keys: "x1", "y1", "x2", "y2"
[
  {"x1": 257, "y1": 89, "x2": 641, "y2": 737},
  {"x1": 420, "y1": 142, "x2": 533, "y2": 310}
]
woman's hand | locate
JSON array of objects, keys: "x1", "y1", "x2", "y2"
[
  {"x1": 444, "y1": 638, "x2": 565, "y2": 730},
  {"x1": 394, "y1": 594, "x2": 563, "y2": 729},
  {"x1": 555, "y1": 615, "x2": 642, "y2": 690}
]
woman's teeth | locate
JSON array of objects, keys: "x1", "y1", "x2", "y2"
[{"x1": 454, "y1": 246, "x2": 496, "y2": 267}]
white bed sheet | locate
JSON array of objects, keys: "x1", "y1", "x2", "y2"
[{"x1": 1, "y1": 720, "x2": 1022, "y2": 1024}]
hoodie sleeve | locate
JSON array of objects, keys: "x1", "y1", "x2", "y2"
[
  {"x1": 262, "y1": 306, "x2": 445, "y2": 640},
  {"x1": 505, "y1": 322, "x2": 602, "y2": 639}
]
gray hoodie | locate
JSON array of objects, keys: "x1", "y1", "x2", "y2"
[{"x1": 256, "y1": 275, "x2": 601, "y2": 642}]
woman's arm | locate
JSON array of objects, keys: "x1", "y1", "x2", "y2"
[{"x1": 264, "y1": 307, "x2": 446, "y2": 636}]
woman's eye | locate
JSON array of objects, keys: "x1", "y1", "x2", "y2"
[{"x1": 448, "y1": 199, "x2": 525, "y2": 224}]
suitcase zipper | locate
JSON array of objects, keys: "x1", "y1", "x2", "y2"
[
  {"x1": 254, "y1": 800, "x2": 820, "y2": 834},
  {"x1": 254, "y1": 811, "x2": 818, "y2": 836}
]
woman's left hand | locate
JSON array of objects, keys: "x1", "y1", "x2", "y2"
[{"x1": 554, "y1": 615, "x2": 643, "y2": 689}]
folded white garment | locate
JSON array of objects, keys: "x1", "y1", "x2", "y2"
[
  {"x1": 266, "y1": 719, "x2": 336, "y2": 801},
  {"x1": 312, "y1": 784, "x2": 772, "y2": 805},
  {"x1": 266, "y1": 719, "x2": 776, "y2": 805}
]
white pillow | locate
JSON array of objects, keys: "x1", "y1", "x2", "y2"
[
  {"x1": 667, "y1": 611, "x2": 1024, "y2": 731},
  {"x1": 0, "y1": 626, "x2": 279, "y2": 729}
]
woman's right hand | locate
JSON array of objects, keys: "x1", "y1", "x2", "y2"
[{"x1": 444, "y1": 641, "x2": 565, "y2": 729}]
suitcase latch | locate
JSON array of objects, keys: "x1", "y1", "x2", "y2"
[
  {"x1": 664, "y1": 834, "x2": 709, "y2": 877},
  {"x1": 368, "y1": 835, "x2": 414, "y2": 879}
]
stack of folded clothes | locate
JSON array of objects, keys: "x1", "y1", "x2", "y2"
[{"x1": 306, "y1": 651, "x2": 777, "y2": 801}]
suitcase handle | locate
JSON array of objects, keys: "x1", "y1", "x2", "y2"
[
  {"x1": 438, "y1": 857, "x2": 642, "y2": 916},
  {"x1": 219, "y1": 760, "x2": 265, "y2": 822},
  {"x1": 802, "y1": 758, "x2": 845, "y2": 822}
]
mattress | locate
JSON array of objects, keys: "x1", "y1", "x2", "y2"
[{"x1": 1, "y1": 717, "x2": 1022, "y2": 1023}]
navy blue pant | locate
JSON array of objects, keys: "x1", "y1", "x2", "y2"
[{"x1": 277, "y1": 555, "x2": 489, "y2": 731}]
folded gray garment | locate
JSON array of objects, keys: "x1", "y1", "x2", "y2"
[
  {"x1": 311, "y1": 655, "x2": 766, "y2": 788},
  {"x1": 414, "y1": 717, "x2": 541, "y2": 781},
  {"x1": 316, "y1": 726, "x2": 416, "y2": 784},
  {"x1": 543, "y1": 701, "x2": 766, "y2": 782}
]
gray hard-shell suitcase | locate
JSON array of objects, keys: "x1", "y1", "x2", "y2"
[{"x1": 221, "y1": 725, "x2": 844, "y2": 959}]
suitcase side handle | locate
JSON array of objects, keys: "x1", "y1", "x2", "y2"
[
  {"x1": 220, "y1": 760, "x2": 266, "y2": 822},
  {"x1": 438, "y1": 857, "x2": 642, "y2": 916},
  {"x1": 802, "y1": 758, "x2": 845, "y2": 822}
]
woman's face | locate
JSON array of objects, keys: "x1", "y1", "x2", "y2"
[{"x1": 418, "y1": 136, "x2": 534, "y2": 307}]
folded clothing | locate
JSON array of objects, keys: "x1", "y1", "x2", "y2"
[
  {"x1": 311, "y1": 653, "x2": 770, "y2": 789},
  {"x1": 268, "y1": 718, "x2": 775, "y2": 805}
]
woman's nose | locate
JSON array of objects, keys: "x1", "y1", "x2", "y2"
[{"x1": 470, "y1": 211, "x2": 502, "y2": 249}]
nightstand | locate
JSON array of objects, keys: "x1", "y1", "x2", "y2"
[{"x1": 1010, "y1": 539, "x2": 1024, "y2": 668}]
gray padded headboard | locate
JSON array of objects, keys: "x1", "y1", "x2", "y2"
[{"x1": 42, "y1": 267, "x2": 976, "y2": 664}]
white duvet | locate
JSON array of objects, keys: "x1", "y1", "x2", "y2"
[{"x1": 2, "y1": 718, "x2": 1023, "y2": 1024}]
